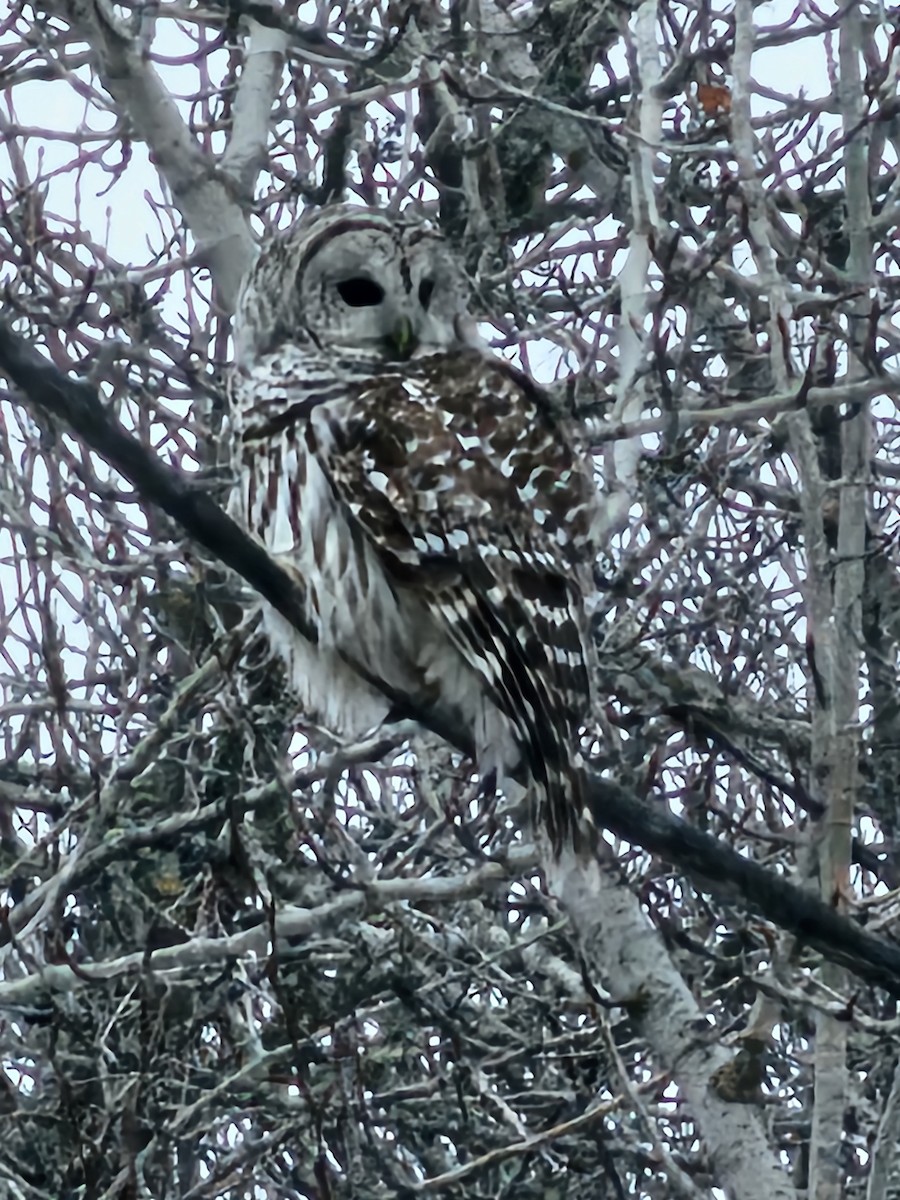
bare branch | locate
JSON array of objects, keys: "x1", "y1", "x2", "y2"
[
  {"x1": 54, "y1": 0, "x2": 257, "y2": 309},
  {"x1": 3, "y1": 320, "x2": 900, "y2": 1001}
]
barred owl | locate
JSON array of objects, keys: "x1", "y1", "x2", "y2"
[{"x1": 230, "y1": 205, "x2": 599, "y2": 856}]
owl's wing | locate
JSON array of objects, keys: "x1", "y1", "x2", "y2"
[{"x1": 317, "y1": 350, "x2": 598, "y2": 850}]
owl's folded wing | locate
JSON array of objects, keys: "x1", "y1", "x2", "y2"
[{"x1": 313, "y1": 350, "x2": 598, "y2": 849}]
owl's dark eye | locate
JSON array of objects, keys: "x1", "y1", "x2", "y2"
[
  {"x1": 418, "y1": 278, "x2": 435, "y2": 309},
  {"x1": 337, "y1": 277, "x2": 385, "y2": 307}
]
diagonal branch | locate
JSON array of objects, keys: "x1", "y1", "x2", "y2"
[
  {"x1": 3, "y1": 318, "x2": 900, "y2": 996},
  {"x1": 0, "y1": 317, "x2": 315, "y2": 644},
  {"x1": 53, "y1": 0, "x2": 260, "y2": 310}
]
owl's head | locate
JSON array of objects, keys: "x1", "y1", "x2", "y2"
[{"x1": 234, "y1": 205, "x2": 479, "y2": 366}]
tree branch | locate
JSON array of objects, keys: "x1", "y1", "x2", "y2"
[
  {"x1": 0, "y1": 317, "x2": 314, "y2": 643},
  {"x1": 53, "y1": 0, "x2": 258, "y2": 311},
  {"x1": 220, "y1": 17, "x2": 288, "y2": 202},
  {"x1": 3, "y1": 318, "x2": 900, "y2": 998}
]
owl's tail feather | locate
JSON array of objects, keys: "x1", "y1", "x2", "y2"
[{"x1": 537, "y1": 747, "x2": 597, "y2": 861}]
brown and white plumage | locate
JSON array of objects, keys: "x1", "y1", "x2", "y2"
[{"x1": 229, "y1": 205, "x2": 599, "y2": 855}]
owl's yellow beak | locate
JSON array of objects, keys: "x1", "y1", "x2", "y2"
[{"x1": 388, "y1": 316, "x2": 417, "y2": 360}]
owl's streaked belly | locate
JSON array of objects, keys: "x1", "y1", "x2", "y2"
[{"x1": 240, "y1": 419, "x2": 516, "y2": 781}]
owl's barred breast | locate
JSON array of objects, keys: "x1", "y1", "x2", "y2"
[{"x1": 231, "y1": 347, "x2": 528, "y2": 765}]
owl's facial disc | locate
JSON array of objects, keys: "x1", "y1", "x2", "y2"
[
  {"x1": 331, "y1": 271, "x2": 417, "y2": 359},
  {"x1": 301, "y1": 226, "x2": 469, "y2": 361}
]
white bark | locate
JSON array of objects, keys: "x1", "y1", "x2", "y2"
[
  {"x1": 548, "y1": 848, "x2": 794, "y2": 1199},
  {"x1": 221, "y1": 18, "x2": 288, "y2": 203},
  {"x1": 808, "y1": 9, "x2": 871, "y2": 1197},
  {"x1": 733, "y1": 4, "x2": 870, "y2": 1193},
  {"x1": 867, "y1": 1056, "x2": 900, "y2": 1200},
  {"x1": 58, "y1": 0, "x2": 262, "y2": 311},
  {"x1": 603, "y1": 0, "x2": 664, "y2": 533}
]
